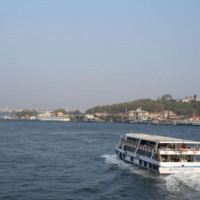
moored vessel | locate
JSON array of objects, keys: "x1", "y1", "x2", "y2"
[
  {"x1": 83, "y1": 114, "x2": 99, "y2": 122},
  {"x1": 37, "y1": 112, "x2": 70, "y2": 122},
  {"x1": 115, "y1": 133, "x2": 200, "y2": 175}
]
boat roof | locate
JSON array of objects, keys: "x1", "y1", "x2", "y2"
[{"x1": 126, "y1": 133, "x2": 200, "y2": 144}]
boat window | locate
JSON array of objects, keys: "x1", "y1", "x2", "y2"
[
  {"x1": 153, "y1": 154, "x2": 159, "y2": 161},
  {"x1": 131, "y1": 147, "x2": 136, "y2": 153},
  {"x1": 158, "y1": 143, "x2": 170, "y2": 149},
  {"x1": 161, "y1": 155, "x2": 169, "y2": 162},
  {"x1": 159, "y1": 143, "x2": 177, "y2": 149},
  {"x1": 124, "y1": 145, "x2": 136, "y2": 153},
  {"x1": 187, "y1": 155, "x2": 195, "y2": 162},
  {"x1": 130, "y1": 157, "x2": 133, "y2": 162},
  {"x1": 146, "y1": 151, "x2": 152, "y2": 158},
  {"x1": 195, "y1": 155, "x2": 200, "y2": 161},
  {"x1": 168, "y1": 155, "x2": 195, "y2": 162},
  {"x1": 126, "y1": 137, "x2": 139, "y2": 144},
  {"x1": 136, "y1": 149, "x2": 152, "y2": 158},
  {"x1": 140, "y1": 140, "x2": 156, "y2": 148},
  {"x1": 136, "y1": 149, "x2": 145, "y2": 156},
  {"x1": 124, "y1": 146, "x2": 128, "y2": 151}
]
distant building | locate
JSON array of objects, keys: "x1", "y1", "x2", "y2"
[
  {"x1": 182, "y1": 95, "x2": 200, "y2": 103},
  {"x1": 182, "y1": 96, "x2": 193, "y2": 103},
  {"x1": 95, "y1": 112, "x2": 109, "y2": 118},
  {"x1": 148, "y1": 112, "x2": 159, "y2": 119},
  {"x1": 128, "y1": 107, "x2": 149, "y2": 120},
  {"x1": 0, "y1": 107, "x2": 14, "y2": 113},
  {"x1": 159, "y1": 110, "x2": 176, "y2": 119}
]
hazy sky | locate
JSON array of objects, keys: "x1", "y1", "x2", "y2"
[{"x1": 0, "y1": 0, "x2": 200, "y2": 110}]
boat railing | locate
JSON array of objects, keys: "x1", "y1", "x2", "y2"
[
  {"x1": 119, "y1": 140, "x2": 200, "y2": 155},
  {"x1": 120, "y1": 141, "x2": 157, "y2": 153},
  {"x1": 120, "y1": 140, "x2": 138, "y2": 148},
  {"x1": 137, "y1": 145, "x2": 156, "y2": 153},
  {"x1": 158, "y1": 146, "x2": 200, "y2": 154}
]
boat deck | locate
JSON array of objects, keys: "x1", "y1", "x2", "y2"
[{"x1": 126, "y1": 133, "x2": 200, "y2": 144}]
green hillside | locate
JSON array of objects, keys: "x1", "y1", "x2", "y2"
[{"x1": 87, "y1": 97, "x2": 200, "y2": 117}]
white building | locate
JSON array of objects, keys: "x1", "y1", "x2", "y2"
[
  {"x1": 196, "y1": 98, "x2": 200, "y2": 102},
  {"x1": 182, "y1": 96, "x2": 193, "y2": 103},
  {"x1": 128, "y1": 107, "x2": 149, "y2": 120},
  {"x1": 182, "y1": 96, "x2": 200, "y2": 103},
  {"x1": 159, "y1": 110, "x2": 176, "y2": 119}
]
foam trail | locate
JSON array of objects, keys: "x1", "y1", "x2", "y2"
[
  {"x1": 165, "y1": 172, "x2": 200, "y2": 193},
  {"x1": 101, "y1": 154, "x2": 156, "y2": 178},
  {"x1": 101, "y1": 154, "x2": 130, "y2": 169}
]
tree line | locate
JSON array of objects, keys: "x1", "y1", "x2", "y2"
[{"x1": 87, "y1": 95, "x2": 200, "y2": 117}]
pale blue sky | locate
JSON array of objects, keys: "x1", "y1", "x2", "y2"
[{"x1": 0, "y1": 0, "x2": 200, "y2": 110}]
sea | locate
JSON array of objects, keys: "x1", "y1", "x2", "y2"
[{"x1": 1, "y1": 120, "x2": 200, "y2": 200}]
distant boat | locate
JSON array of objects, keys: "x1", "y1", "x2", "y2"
[
  {"x1": 151, "y1": 120, "x2": 159, "y2": 124},
  {"x1": 37, "y1": 112, "x2": 70, "y2": 122},
  {"x1": 175, "y1": 119, "x2": 191, "y2": 125},
  {"x1": 130, "y1": 120, "x2": 142, "y2": 124},
  {"x1": 83, "y1": 114, "x2": 99, "y2": 122},
  {"x1": 175, "y1": 119, "x2": 200, "y2": 126},
  {"x1": 130, "y1": 119, "x2": 159, "y2": 124},
  {"x1": 191, "y1": 120, "x2": 200, "y2": 126}
]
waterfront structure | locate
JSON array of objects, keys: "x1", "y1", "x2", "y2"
[
  {"x1": 159, "y1": 110, "x2": 176, "y2": 119},
  {"x1": 95, "y1": 112, "x2": 109, "y2": 118},
  {"x1": 115, "y1": 133, "x2": 200, "y2": 175},
  {"x1": 128, "y1": 107, "x2": 149, "y2": 121}
]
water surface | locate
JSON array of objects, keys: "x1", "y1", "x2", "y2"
[{"x1": 0, "y1": 121, "x2": 200, "y2": 200}]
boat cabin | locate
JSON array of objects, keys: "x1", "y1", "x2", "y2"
[{"x1": 119, "y1": 133, "x2": 200, "y2": 163}]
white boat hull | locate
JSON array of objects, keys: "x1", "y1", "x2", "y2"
[
  {"x1": 38, "y1": 118, "x2": 70, "y2": 122},
  {"x1": 37, "y1": 113, "x2": 70, "y2": 122}
]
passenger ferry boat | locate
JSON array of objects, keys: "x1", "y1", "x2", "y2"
[
  {"x1": 37, "y1": 112, "x2": 70, "y2": 122},
  {"x1": 115, "y1": 133, "x2": 200, "y2": 175}
]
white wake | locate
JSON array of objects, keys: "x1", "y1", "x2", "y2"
[
  {"x1": 101, "y1": 154, "x2": 156, "y2": 178},
  {"x1": 165, "y1": 172, "x2": 200, "y2": 193},
  {"x1": 101, "y1": 154, "x2": 130, "y2": 168},
  {"x1": 102, "y1": 154, "x2": 200, "y2": 194}
]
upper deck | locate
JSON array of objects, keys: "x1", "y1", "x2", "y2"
[{"x1": 126, "y1": 133, "x2": 200, "y2": 144}]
